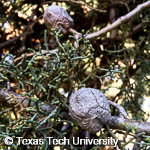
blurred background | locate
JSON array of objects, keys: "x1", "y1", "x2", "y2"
[{"x1": 0, "y1": 0, "x2": 150, "y2": 150}]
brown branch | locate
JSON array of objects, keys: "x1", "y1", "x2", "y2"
[
  {"x1": 14, "y1": 49, "x2": 58, "y2": 63},
  {"x1": 0, "y1": 34, "x2": 23, "y2": 49},
  {"x1": 85, "y1": 1, "x2": 150, "y2": 40},
  {"x1": 113, "y1": 24, "x2": 143, "y2": 41},
  {"x1": 125, "y1": 24, "x2": 143, "y2": 38},
  {"x1": 42, "y1": 0, "x2": 106, "y2": 13},
  {"x1": 111, "y1": 1, "x2": 130, "y2": 12},
  {"x1": 109, "y1": 7, "x2": 118, "y2": 39}
]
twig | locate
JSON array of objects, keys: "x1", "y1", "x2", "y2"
[
  {"x1": 125, "y1": 24, "x2": 143, "y2": 38},
  {"x1": 42, "y1": 0, "x2": 106, "y2": 13},
  {"x1": 0, "y1": 34, "x2": 23, "y2": 49},
  {"x1": 111, "y1": 1, "x2": 130, "y2": 12},
  {"x1": 14, "y1": 49, "x2": 58, "y2": 63},
  {"x1": 36, "y1": 106, "x2": 59, "y2": 129},
  {"x1": 0, "y1": 103, "x2": 20, "y2": 115},
  {"x1": 85, "y1": 1, "x2": 150, "y2": 40},
  {"x1": 106, "y1": 125, "x2": 125, "y2": 150}
]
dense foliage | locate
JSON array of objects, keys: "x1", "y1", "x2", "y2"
[{"x1": 0, "y1": 0, "x2": 150, "y2": 150}]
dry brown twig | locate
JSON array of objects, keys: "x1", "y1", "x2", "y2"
[
  {"x1": 42, "y1": 0, "x2": 106, "y2": 13},
  {"x1": 111, "y1": 1, "x2": 130, "y2": 12},
  {"x1": 14, "y1": 49, "x2": 58, "y2": 63}
]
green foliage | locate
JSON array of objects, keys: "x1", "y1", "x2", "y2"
[
  {"x1": 0, "y1": 0, "x2": 150, "y2": 149},
  {"x1": 0, "y1": 30, "x2": 94, "y2": 149}
]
